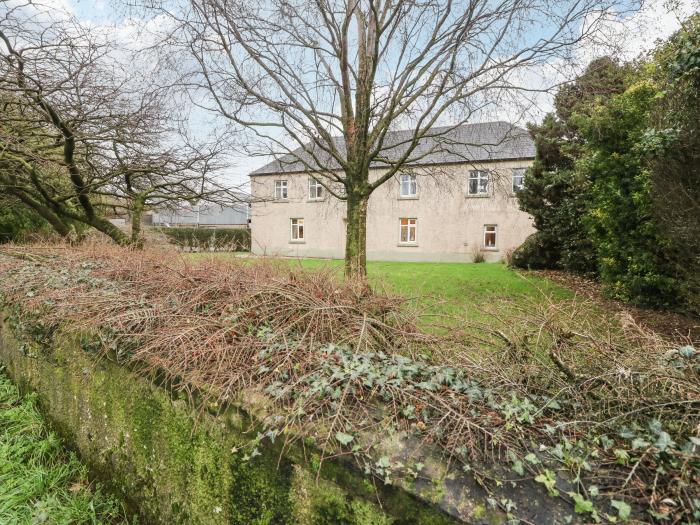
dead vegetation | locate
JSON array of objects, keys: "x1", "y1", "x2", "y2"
[{"x1": 0, "y1": 242, "x2": 698, "y2": 523}]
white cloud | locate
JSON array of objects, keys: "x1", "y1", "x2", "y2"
[
  {"x1": 487, "y1": 0, "x2": 698, "y2": 124},
  {"x1": 35, "y1": 0, "x2": 698, "y2": 183},
  {"x1": 579, "y1": 0, "x2": 698, "y2": 62}
]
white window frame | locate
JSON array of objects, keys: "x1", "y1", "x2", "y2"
[
  {"x1": 308, "y1": 177, "x2": 324, "y2": 200},
  {"x1": 398, "y1": 217, "x2": 418, "y2": 245},
  {"x1": 274, "y1": 180, "x2": 288, "y2": 200},
  {"x1": 512, "y1": 168, "x2": 526, "y2": 193},
  {"x1": 468, "y1": 170, "x2": 489, "y2": 196},
  {"x1": 290, "y1": 218, "x2": 304, "y2": 241},
  {"x1": 399, "y1": 173, "x2": 418, "y2": 198},
  {"x1": 483, "y1": 224, "x2": 497, "y2": 250}
]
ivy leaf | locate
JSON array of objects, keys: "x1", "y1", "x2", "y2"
[
  {"x1": 569, "y1": 492, "x2": 594, "y2": 515},
  {"x1": 524, "y1": 453, "x2": 540, "y2": 464},
  {"x1": 631, "y1": 437, "x2": 649, "y2": 450},
  {"x1": 610, "y1": 500, "x2": 631, "y2": 521},
  {"x1": 507, "y1": 450, "x2": 524, "y2": 475},
  {"x1": 376, "y1": 456, "x2": 391, "y2": 469},
  {"x1": 511, "y1": 460, "x2": 524, "y2": 476},
  {"x1": 613, "y1": 449, "x2": 630, "y2": 465},
  {"x1": 335, "y1": 432, "x2": 354, "y2": 446},
  {"x1": 678, "y1": 345, "x2": 696, "y2": 358},
  {"x1": 546, "y1": 399, "x2": 562, "y2": 410},
  {"x1": 654, "y1": 431, "x2": 675, "y2": 451},
  {"x1": 535, "y1": 470, "x2": 559, "y2": 497}
]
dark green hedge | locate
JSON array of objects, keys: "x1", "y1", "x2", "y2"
[
  {"x1": 0, "y1": 197, "x2": 52, "y2": 243},
  {"x1": 160, "y1": 227, "x2": 251, "y2": 252}
]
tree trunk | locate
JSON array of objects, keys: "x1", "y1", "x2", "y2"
[
  {"x1": 12, "y1": 191, "x2": 71, "y2": 238},
  {"x1": 78, "y1": 214, "x2": 130, "y2": 246},
  {"x1": 52, "y1": 209, "x2": 129, "y2": 245},
  {"x1": 130, "y1": 196, "x2": 145, "y2": 248},
  {"x1": 345, "y1": 192, "x2": 369, "y2": 278}
]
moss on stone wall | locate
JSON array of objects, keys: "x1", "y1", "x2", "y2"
[{"x1": 0, "y1": 320, "x2": 462, "y2": 524}]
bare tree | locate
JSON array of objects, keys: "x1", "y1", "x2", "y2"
[
  {"x1": 0, "y1": 2, "x2": 134, "y2": 243},
  {"x1": 99, "y1": 138, "x2": 242, "y2": 246},
  {"x1": 0, "y1": 1, "x2": 243, "y2": 246},
  {"x1": 154, "y1": 0, "x2": 641, "y2": 276}
]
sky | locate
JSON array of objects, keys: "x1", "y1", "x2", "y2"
[{"x1": 14, "y1": 0, "x2": 700, "y2": 186}]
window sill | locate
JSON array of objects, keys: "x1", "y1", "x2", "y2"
[
  {"x1": 306, "y1": 198, "x2": 325, "y2": 203},
  {"x1": 273, "y1": 199, "x2": 289, "y2": 203},
  {"x1": 466, "y1": 194, "x2": 490, "y2": 199},
  {"x1": 398, "y1": 196, "x2": 419, "y2": 200},
  {"x1": 397, "y1": 243, "x2": 419, "y2": 247},
  {"x1": 481, "y1": 247, "x2": 499, "y2": 252},
  {"x1": 289, "y1": 240, "x2": 306, "y2": 244}
]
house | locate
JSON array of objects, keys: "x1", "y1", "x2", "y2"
[
  {"x1": 152, "y1": 202, "x2": 250, "y2": 229},
  {"x1": 249, "y1": 121, "x2": 535, "y2": 262}
]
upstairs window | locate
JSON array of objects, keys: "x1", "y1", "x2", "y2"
[
  {"x1": 290, "y1": 218, "x2": 304, "y2": 241},
  {"x1": 399, "y1": 218, "x2": 418, "y2": 244},
  {"x1": 468, "y1": 170, "x2": 489, "y2": 196},
  {"x1": 308, "y1": 178, "x2": 323, "y2": 200},
  {"x1": 484, "y1": 225, "x2": 497, "y2": 249},
  {"x1": 399, "y1": 174, "x2": 417, "y2": 198},
  {"x1": 512, "y1": 168, "x2": 526, "y2": 192},
  {"x1": 274, "y1": 180, "x2": 288, "y2": 200}
]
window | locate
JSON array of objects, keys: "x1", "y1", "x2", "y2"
[
  {"x1": 399, "y1": 174, "x2": 417, "y2": 198},
  {"x1": 274, "y1": 180, "x2": 288, "y2": 200},
  {"x1": 468, "y1": 170, "x2": 489, "y2": 195},
  {"x1": 290, "y1": 218, "x2": 304, "y2": 241},
  {"x1": 308, "y1": 178, "x2": 323, "y2": 200},
  {"x1": 512, "y1": 168, "x2": 526, "y2": 192},
  {"x1": 399, "y1": 218, "x2": 417, "y2": 244},
  {"x1": 484, "y1": 225, "x2": 497, "y2": 249}
]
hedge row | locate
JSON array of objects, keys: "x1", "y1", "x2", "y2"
[{"x1": 160, "y1": 227, "x2": 251, "y2": 252}]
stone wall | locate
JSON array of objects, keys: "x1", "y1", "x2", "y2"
[{"x1": 0, "y1": 318, "x2": 475, "y2": 525}]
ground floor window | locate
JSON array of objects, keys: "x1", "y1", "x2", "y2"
[
  {"x1": 399, "y1": 218, "x2": 417, "y2": 244},
  {"x1": 484, "y1": 224, "x2": 497, "y2": 249},
  {"x1": 291, "y1": 218, "x2": 304, "y2": 241}
]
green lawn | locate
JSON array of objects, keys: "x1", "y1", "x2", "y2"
[
  {"x1": 0, "y1": 370, "x2": 127, "y2": 524},
  {"x1": 188, "y1": 254, "x2": 572, "y2": 323}
]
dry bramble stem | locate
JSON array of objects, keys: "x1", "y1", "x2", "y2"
[{"x1": 0, "y1": 242, "x2": 698, "y2": 522}]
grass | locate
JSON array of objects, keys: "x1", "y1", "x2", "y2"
[
  {"x1": 0, "y1": 369, "x2": 127, "y2": 525},
  {"x1": 187, "y1": 255, "x2": 572, "y2": 322}
]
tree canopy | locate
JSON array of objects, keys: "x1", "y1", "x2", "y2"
[{"x1": 515, "y1": 17, "x2": 700, "y2": 314}]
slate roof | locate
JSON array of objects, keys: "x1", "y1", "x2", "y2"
[{"x1": 249, "y1": 121, "x2": 535, "y2": 176}]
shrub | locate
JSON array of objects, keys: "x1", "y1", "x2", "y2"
[
  {"x1": 510, "y1": 232, "x2": 559, "y2": 269},
  {"x1": 160, "y1": 227, "x2": 250, "y2": 252},
  {"x1": 0, "y1": 197, "x2": 51, "y2": 243},
  {"x1": 471, "y1": 244, "x2": 485, "y2": 263}
]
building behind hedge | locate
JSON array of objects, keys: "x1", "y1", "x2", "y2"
[
  {"x1": 249, "y1": 121, "x2": 536, "y2": 262},
  {"x1": 153, "y1": 202, "x2": 250, "y2": 229}
]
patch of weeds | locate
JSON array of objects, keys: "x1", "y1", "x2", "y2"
[{"x1": 0, "y1": 368, "x2": 128, "y2": 524}]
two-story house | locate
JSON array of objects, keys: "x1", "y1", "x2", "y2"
[{"x1": 249, "y1": 121, "x2": 536, "y2": 262}]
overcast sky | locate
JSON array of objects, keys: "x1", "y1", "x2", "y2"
[{"x1": 18, "y1": 0, "x2": 700, "y2": 186}]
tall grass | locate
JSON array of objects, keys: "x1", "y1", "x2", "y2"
[{"x1": 0, "y1": 369, "x2": 127, "y2": 524}]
